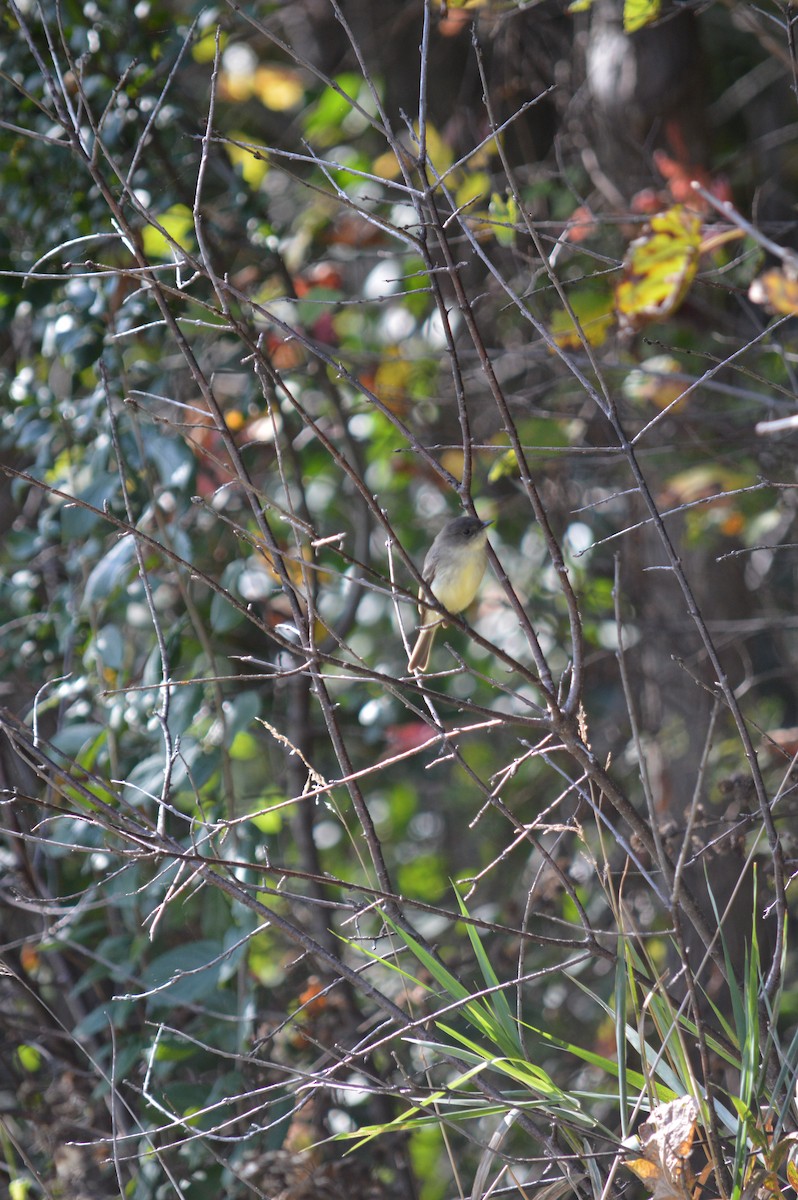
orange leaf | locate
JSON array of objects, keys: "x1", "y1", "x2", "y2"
[
  {"x1": 653, "y1": 151, "x2": 709, "y2": 209},
  {"x1": 20, "y1": 944, "x2": 40, "y2": 974},
  {"x1": 565, "y1": 204, "x2": 598, "y2": 243},
  {"x1": 297, "y1": 977, "x2": 327, "y2": 1015},
  {"x1": 749, "y1": 268, "x2": 798, "y2": 316}
]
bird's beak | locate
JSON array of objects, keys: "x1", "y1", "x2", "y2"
[{"x1": 480, "y1": 520, "x2": 493, "y2": 529}]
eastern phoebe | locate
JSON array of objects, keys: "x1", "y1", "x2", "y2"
[{"x1": 407, "y1": 516, "x2": 491, "y2": 673}]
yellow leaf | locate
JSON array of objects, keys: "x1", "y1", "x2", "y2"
[
  {"x1": 551, "y1": 288, "x2": 615, "y2": 348},
  {"x1": 141, "y1": 204, "x2": 194, "y2": 261},
  {"x1": 489, "y1": 423, "x2": 568, "y2": 479},
  {"x1": 626, "y1": 1159, "x2": 662, "y2": 1186},
  {"x1": 253, "y1": 65, "x2": 304, "y2": 112},
  {"x1": 488, "y1": 191, "x2": 518, "y2": 246},
  {"x1": 624, "y1": 0, "x2": 661, "y2": 31},
  {"x1": 440, "y1": 449, "x2": 465, "y2": 478},
  {"x1": 226, "y1": 133, "x2": 269, "y2": 188},
  {"x1": 455, "y1": 171, "x2": 491, "y2": 210},
  {"x1": 421, "y1": 122, "x2": 454, "y2": 176},
  {"x1": 373, "y1": 356, "x2": 413, "y2": 406},
  {"x1": 219, "y1": 68, "x2": 253, "y2": 103},
  {"x1": 622, "y1": 355, "x2": 688, "y2": 410},
  {"x1": 373, "y1": 126, "x2": 453, "y2": 181},
  {"x1": 192, "y1": 29, "x2": 227, "y2": 63},
  {"x1": 488, "y1": 448, "x2": 517, "y2": 483},
  {"x1": 373, "y1": 148, "x2": 403, "y2": 180},
  {"x1": 615, "y1": 206, "x2": 701, "y2": 335},
  {"x1": 659, "y1": 465, "x2": 752, "y2": 539},
  {"x1": 662, "y1": 464, "x2": 749, "y2": 507}
]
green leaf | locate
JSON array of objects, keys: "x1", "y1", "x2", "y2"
[
  {"x1": 60, "y1": 473, "x2": 120, "y2": 538},
  {"x1": 210, "y1": 561, "x2": 248, "y2": 633},
  {"x1": 15, "y1": 1043, "x2": 42, "y2": 1072},
  {"x1": 49, "y1": 721, "x2": 106, "y2": 758},
  {"x1": 550, "y1": 286, "x2": 614, "y2": 349},
  {"x1": 142, "y1": 427, "x2": 195, "y2": 490},
  {"x1": 616, "y1": 937, "x2": 630, "y2": 1138},
  {"x1": 303, "y1": 73, "x2": 364, "y2": 145},
  {"x1": 83, "y1": 535, "x2": 138, "y2": 606},
  {"x1": 140, "y1": 940, "x2": 224, "y2": 1009},
  {"x1": 247, "y1": 793, "x2": 285, "y2": 833},
  {"x1": 454, "y1": 889, "x2": 522, "y2": 1057},
  {"x1": 92, "y1": 622, "x2": 126, "y2": 671}
]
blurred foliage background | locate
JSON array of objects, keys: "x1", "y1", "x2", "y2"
[{"x1": 2, "y1": 1, "x2": 798, "y2": 1198}]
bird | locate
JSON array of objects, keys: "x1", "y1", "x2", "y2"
[{"x1": 407, "y1": 516, "x2": 491, "y2": 673}]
